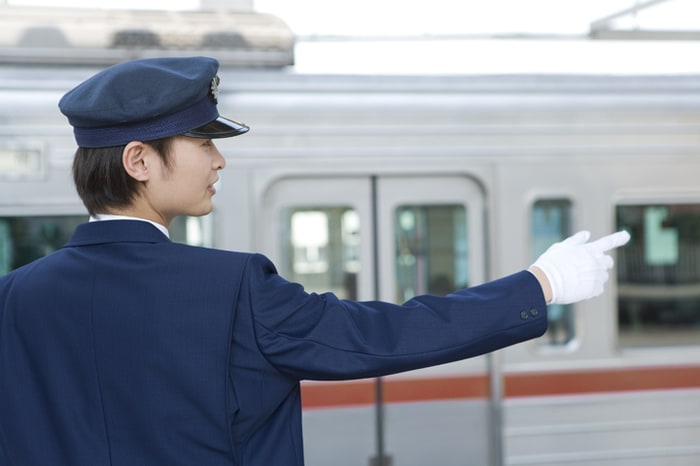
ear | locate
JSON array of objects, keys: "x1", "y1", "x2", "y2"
[{"x1": 122, "y1": 141, "x2": 150, "y2": 182}]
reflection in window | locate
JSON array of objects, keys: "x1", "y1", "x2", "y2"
[
  {"x1": 283, "y1": 207, "x2": 359, "y2": 300},
  {"x1": 532, "y1": 199, "x2": 574, "y2": 347},
  {"x1": 0, "y1": 215, "x2": 209, "y2": 276},
  {"x1": 0, "y1": 215, "x2": 87, "y2": 275},
  {"x1": 394, "y1": 205, "x2": 467, "y2": 303},
  {"x1": 291, "y1": 211, "x2": 330, "y2": 274},
  {"x1": 170, "y1": 215, "x2": 212, "y2": 248},
  {"x1": 616, "y1": 204, "x2": 700, "y2": 348}
]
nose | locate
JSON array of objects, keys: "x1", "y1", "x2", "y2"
[{"x1": 213, "y1": 144, "x2": 226, "y2": 170}]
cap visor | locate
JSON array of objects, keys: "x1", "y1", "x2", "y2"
[{"x1": 182, "y1": 116, "x2": 249, "y2": 139}]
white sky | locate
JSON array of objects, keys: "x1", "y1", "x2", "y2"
[
  {"x1": 6, "y1": 0, "x2": 700, "y2": 37},
  {"x1": 6, "y1": 0, "x2": 199, "y2": 10},
  {"x1": 255, "y1": 0, "x2": 632, "y2": 36},
  {"x1": 6, "y1": 0, "x2": 700, "y2": 74}
]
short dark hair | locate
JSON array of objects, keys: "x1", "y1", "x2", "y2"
[{"x1": 72, "y1": 138, "x2": 174, "y2": 217}]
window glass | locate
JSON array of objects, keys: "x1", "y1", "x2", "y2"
[
  {"x1": 169, "y1": 215, "x2": 212, "y2": 248},
  {"x1": 616, "y1": 204, "x2": 700, "y2": 347},
  {"x1": 282, "y1": 207, "x2": 359, "y2": 300},
  {"x1": 394, "y1": 205, "x2": 467, "y2": 302},
  {"x1": 0, "y1": 215, "x2": 208, "y2": 276},
  {"x1": 532, "y1": 199, "x2": 575, "y2": 347}
]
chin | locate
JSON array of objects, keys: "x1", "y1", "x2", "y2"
[
  {"x1": 181, "y1": 205, "x2": 212, "y2": 218},
  {"x1": 195, "y1": 205, "x2": 214, "y2": 216}
]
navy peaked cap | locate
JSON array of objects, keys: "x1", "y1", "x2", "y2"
[{"x1": 58, "y1": 56, "x2": 249, "y2": 148}]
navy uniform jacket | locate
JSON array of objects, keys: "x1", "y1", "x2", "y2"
[{"x1": 0, "y1": 220, "x2": 547, "y2": 466}]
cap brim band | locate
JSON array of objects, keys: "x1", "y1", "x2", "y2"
[{"x1": 182, "y1": 116, "x2": 249, "y2": 139}]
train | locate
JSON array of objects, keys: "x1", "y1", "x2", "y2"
[{"x1": 1, "y1": 9, "x2": 700, "y2": 466}]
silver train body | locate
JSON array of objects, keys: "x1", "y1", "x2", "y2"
[{"x1": 2, "y1": 61, "x2": 700, "y2": 465}]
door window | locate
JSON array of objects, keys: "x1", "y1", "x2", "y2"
[
  {"x1": 282, "y1": 207, "x2": 360, "y2": 299},
  {"x1": 394, "y1": 204, "x2": 468, "y2": 301}
]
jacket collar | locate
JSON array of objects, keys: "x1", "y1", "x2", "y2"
[
  {"x1": 65, "y1": 220, "x2": 171, "y2": 247},
  {"x1": 90, "y1": 214, "x2": 169, "y2": 238}
]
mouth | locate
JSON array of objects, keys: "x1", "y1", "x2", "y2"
[{"x1": 208, "y1": 178, "x2": 219, "y2": 195}]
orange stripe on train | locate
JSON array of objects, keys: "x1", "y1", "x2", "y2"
[{"x1": 301, "y1": 365, "x2": 700, "y2": 410}]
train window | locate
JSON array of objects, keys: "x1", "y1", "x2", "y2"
[
  {"x1": 0, "y1": 215, "x2": 86, "y2": 275},
  {"x1": 616, "y1": 204, "x2": 700, "y2": 348},
  {"x1": 282, "y1": 207, "x2": 360, "y2": 300},
  {"x1": 169, "y1": 215, "x2": 213, "y2": 248},
  {"x1": 394, "y1": 205, "x2": 468, "y2": 302},
  {"x1": 532, "y1": 199, "x2": 575, "y2": 347},
  {"x1": 0, "y1": 146, "x2": 44, "y2": 180},
  {"x1": 0, "y1": 215, "x2": 209, "y2": 276}
]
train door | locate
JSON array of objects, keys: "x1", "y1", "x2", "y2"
[{"x1": 260, "y1": 174, "x2": 495, "y2": 466}]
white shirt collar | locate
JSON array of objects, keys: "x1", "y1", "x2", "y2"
[{"x1": 89, "y1": 214, "x2": 170, "y2": 239}]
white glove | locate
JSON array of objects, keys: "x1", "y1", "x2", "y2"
[{"x1": 531, "y1": 230, "x2": 631, "y2": 305}]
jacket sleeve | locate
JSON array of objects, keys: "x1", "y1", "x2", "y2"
[{"x1": 245, "y1": 254, "x2": 547, "y2": 381}]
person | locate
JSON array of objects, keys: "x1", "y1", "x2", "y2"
[{"x1": 0, "y1": 56, "x2": 630, "y2": 466}]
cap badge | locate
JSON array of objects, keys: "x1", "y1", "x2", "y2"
[{"x1": 210, "y1": 75, "x2": 220, "y2": 103}]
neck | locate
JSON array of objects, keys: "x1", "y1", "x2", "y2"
[{"x1": 104, "y1": 202, "x2": 170, "y2": 228}]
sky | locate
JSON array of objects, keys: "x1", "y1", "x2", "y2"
[
  {"x1": 254, "y1": 0, "x2": 637, "y2": 37},
  {"x1": 5, "y1": 0, "x2": 699, "y2": 37},
  {"x1": 5, "y1": 0, "x2": 700, "y2": 74}
]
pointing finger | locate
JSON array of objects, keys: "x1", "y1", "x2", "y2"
[
  {"x1": 561, "y1": 230, "x2": 591, "y2": 246},
  {"x1": 588, "y1": 230, "x2": 631, "y2": 252}
]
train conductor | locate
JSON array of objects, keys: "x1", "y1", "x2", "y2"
[{"x1": 0, "y1": 56, "x2": 630, "y2": 466}]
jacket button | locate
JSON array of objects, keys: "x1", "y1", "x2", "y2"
[
  {"x1": 530, "y1": 307, "x2": 539, "y2": 317},
  {"x1": 520, "y1": 310, "x2": 529, "y2": 320}
]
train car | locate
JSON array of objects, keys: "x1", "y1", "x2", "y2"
[{"x1": 2, "y1": 59, "x2": 700, "y2": 465}]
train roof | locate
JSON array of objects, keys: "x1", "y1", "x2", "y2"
[{"x1": 0, "y1": 5, "x2": 295, "y2": 68}]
